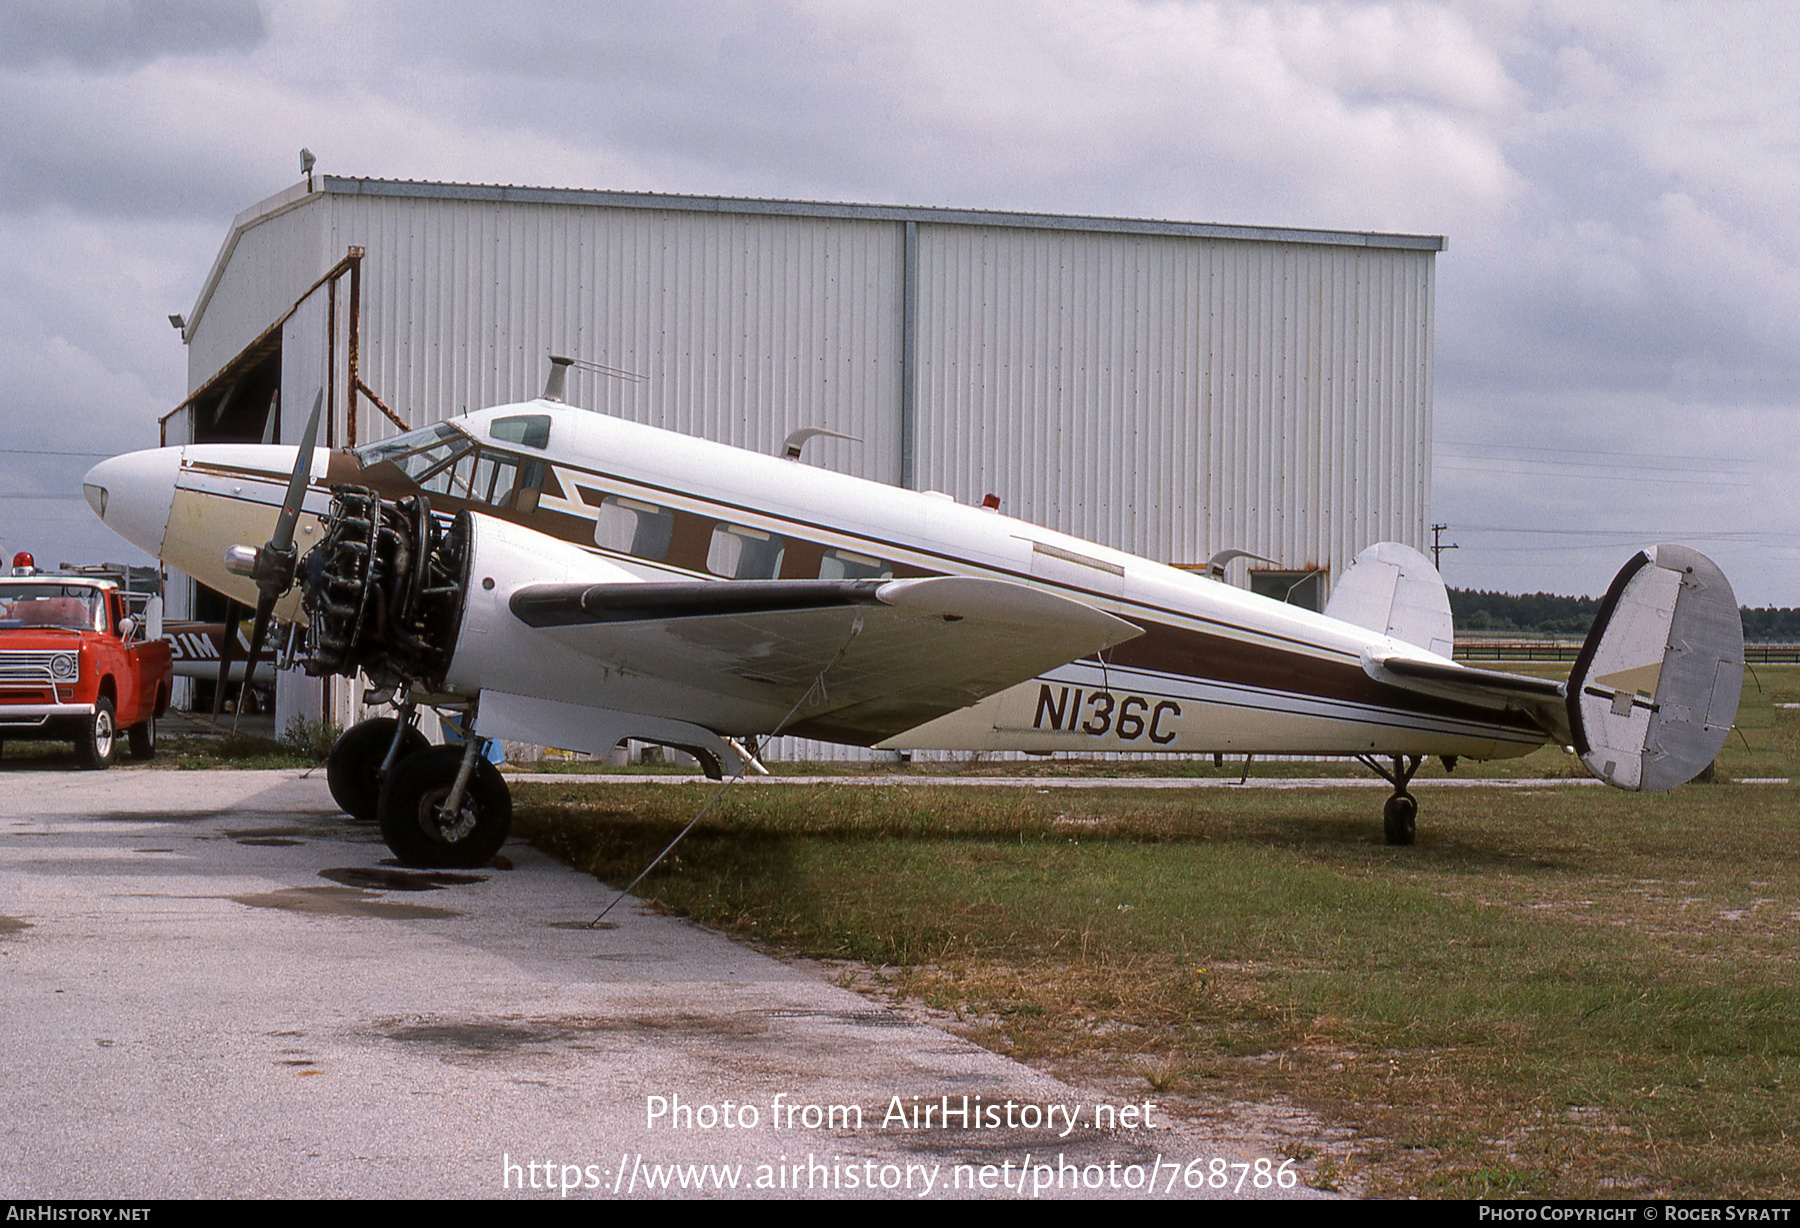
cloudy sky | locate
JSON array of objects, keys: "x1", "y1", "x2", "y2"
[{"x1": 2, "y1": 0, "x2": 1796, "y2": 605}]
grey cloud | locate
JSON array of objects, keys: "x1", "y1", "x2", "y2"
[
  {"x1": 0, "y1": 76, "x2": 283, "y2": 219},
  {"x1": 0, "y1": 0, "x2": 1795, "y2": 599},
  {"x1": 0, "y1": 0, "x2": 265, "y2": 71}
]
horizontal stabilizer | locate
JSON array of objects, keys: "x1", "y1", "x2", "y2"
[
  {"x1": 1362, "y1": 651, "x2": 1572, "y2": 744},
  {"x1": 1324, "y1": 542, "x2": 1454, "y2": 657},
  {"x1": 1568, "y1": 544, "x2": 1743, "y2": 791}
]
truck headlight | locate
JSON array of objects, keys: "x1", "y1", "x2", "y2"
[{"x1": 51, "y1": 653, "x2": 78, "y2": 679}]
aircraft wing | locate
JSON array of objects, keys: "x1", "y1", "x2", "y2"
[
  {"x1": 508, "y1": 575, "x2": 1145, "y2": 743},
  {"x1": 1363, "y1": 651, "x2": 1573, "y2": 746}
]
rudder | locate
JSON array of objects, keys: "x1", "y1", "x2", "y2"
[{"x1": 1568, "y1": 544, "x2": 1743, "y2": 791}]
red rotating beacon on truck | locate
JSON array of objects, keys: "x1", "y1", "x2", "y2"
[{"x1": 0, "y1": 551, "x2": 173, "y2": 766}]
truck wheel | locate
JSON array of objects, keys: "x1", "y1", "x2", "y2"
[
  {"x1": 327, "y1": 718, "x2": 430, "y2": 822},
  {"x1": 378, "y1": 746, "x2": 512, "y2": 868},
  {"x1": 75, "y1": 697, "x2": 117, "y2": 770},
  {"x1": 127, "y1": 718, "x2": 156, "y2": 761}
]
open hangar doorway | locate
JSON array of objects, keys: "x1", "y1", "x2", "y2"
[{"x1": 159, "y1": 247, "x2": 404, "y2": 738}]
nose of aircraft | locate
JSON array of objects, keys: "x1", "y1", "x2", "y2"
[{"x1": 83, "y1": 447, "x2": 181, "y2": 558}]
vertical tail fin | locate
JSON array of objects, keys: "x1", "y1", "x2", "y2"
[
  {"x1": 1568, "y1": 544, "x2": 1743, "y2": 791},
  {"x1": 1323, "y1": 542, "x2": 1455, "y2": 658}
]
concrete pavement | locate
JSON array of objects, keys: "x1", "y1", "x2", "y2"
[{"x1": 0, "y1": 768, "x2": 1332, "y2": 1200}]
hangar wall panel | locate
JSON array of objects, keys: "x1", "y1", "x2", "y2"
[
  {"x1": 322, "y1": 197, "x2": 903, "y2": 485},
  {"x1": 911, "y1": 225, "x2": 1433, "y2": 576}
]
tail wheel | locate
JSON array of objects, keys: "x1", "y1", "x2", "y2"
[
  {"x1": 378, "y1": 745, "x2": 512, "y2": 868},
  {"x1": 1383, "y1": 792, "x2": 1417, "y2": 846}
]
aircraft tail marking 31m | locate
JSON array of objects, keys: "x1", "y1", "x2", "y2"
[{"x1": 81, "y1": 382, "x2": 1743, "y2": 864}]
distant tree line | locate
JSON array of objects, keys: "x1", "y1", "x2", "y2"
[{"x1": 1448, "y1": 589, "x2": 1800, "y2": 642}]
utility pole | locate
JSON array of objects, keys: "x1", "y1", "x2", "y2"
[{"x1": 1430, "y1": 523, "x2": 1459, "y2": 571}]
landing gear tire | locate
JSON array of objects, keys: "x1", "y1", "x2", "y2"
[
  {"x1": 126, "y1": 718, "x2": 156, "y2": 761},
  {"x1": 328, "y1": 718, "x2": 430, "y2": 822},
  {"x1": 378, "y1": 745, "x2": 512, "y2": 869},
  {"x1": 1383, "y1": 792, "x2": 1417, "y2": 846},
  {"x1": 74, "y1": 697, "x2": 117, "y2": 770}
]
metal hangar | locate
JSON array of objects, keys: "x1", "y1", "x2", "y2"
[{"x1": 164, "y1": 175, "x2": 1444, "y2": 745}]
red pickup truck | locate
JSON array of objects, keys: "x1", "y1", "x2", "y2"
[{"x1": 0, "y1": 554, "x2": 173, "y2": 767}]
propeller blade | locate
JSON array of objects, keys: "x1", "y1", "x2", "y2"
[
  {"x1": 231, "y1": 596, "x2": 277, "y2": 734},
  {"x1": 269, "y1": 389, "x2": 324, "y2": 559},
  {"x1": 219, "y1": 388, "x2": 323, "y2": 732},
  {"x1": 211, "y1": 601, "x2": 241, "y2": 723}
]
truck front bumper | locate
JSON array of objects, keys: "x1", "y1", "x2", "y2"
[{"x1": 0, "y1": 702, "x2": 97, "y2": 729}]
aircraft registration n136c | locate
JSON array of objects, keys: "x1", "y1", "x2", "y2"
[{"x1": 82, "y1": 364, "x2": 1744, "y2": 867}]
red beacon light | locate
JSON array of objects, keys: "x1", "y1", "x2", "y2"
[{"x1": 11, "y1": 551, "x2": 35, "y2": 575}]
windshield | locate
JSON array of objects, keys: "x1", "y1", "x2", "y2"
[
  {"x1": 352, "y1": 422, "x2": 467, "y2": 470},
  {"x1": 0, "y1": 584, "x2": 106, "y2": 631},
  {"x1": 352, "y1": 420, "x2": 545, "y2": 510}
]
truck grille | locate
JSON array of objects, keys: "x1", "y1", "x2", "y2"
[{"x1": 0, "y1": 651, "x2": 61, "y2": 685}]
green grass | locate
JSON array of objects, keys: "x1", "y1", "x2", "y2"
[{"x1": 512, "y1": 669, "x2": 1800, "y2": 1198}]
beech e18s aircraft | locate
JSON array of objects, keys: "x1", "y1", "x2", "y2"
[{"x1": 82, "y1": 359, "x2": 1744, "y2": 868}]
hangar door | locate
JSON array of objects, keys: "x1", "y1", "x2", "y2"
[{"x1": 157, "y1": 247, "x2": 407, "y2": 726}]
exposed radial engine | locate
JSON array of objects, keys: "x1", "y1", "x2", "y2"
[{"x1": 300, "y1": 486, "x2": 469, "y2": 702}]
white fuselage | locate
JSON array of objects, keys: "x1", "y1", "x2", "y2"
[{"x1": 84, "y1": 401, "x2": 1546, "y2": 760}]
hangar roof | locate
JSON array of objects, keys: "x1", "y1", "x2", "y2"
[{"x1": 185, "y1": 175, "x2": 1446, "y2": 339}]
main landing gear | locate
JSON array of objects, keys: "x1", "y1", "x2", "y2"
[
  {"x1": 328, "y1": 710, "x2": 512, "y2": 868},
  {"x1": 1357, "y1": 754, "x2": 1423, "y2": 846},
  {"x1": 326, "y1": 712, "x2": 430, "y2": 822}
]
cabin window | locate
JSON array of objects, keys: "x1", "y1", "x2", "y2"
[
  {"x1": 707, "y1": 524, "x2": 785, "y2": 580},
  {"x1": 819, "y1": 548, "x2": 892, "y2": 581},
  {"x1": 490, "y1": 414, "x2": 551, "y2": 450},
  {"x1": 595, "y1": 496, "x2": 675, "y2": 560}
]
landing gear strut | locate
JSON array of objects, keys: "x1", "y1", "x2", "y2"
[
  {"x1": 378, "y1": 736, "x2": 512, "y2": 869},
  {"x1": 1357, "y1": 754, "x2": 1423, "y2": 846}
]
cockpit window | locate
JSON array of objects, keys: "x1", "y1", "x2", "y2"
[
  {"x1": 406, "y1": 439, "x2": 478, "y2": 495},
  {"x1": 490, "y1": 414, "x2": 551, "y2": 450},
  {"x1": 0, "y1": 584, "x2": 106, "y2": 631},
  {"x1": 354, "y1": 421, "x2": 546, "y2": 510},
  {"x1": 352, "y1": 422, "x2": 464, "y2": 469}
]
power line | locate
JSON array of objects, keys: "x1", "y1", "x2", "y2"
[
  {"x1": 1434, "y1": 461, "x2": 1748, "y2": 488},
  {"x1": 1453, "y1": 525, "x2": 1781, "y2": 538},
  {"x1": 1437, "y1": 438, "x2": 1755, "y2": 466}
]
